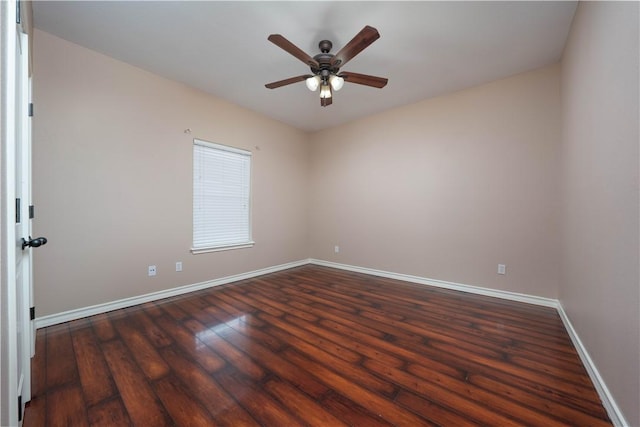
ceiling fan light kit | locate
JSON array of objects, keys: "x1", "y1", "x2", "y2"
[
  {"x1": 266, "y1": 25, "x2": 388, "y2": 107},
  {"x1": 319, "y1": 84, "x2": 332, "y2": 99},
  {"x1": 329, "y1": 75, "x2": 344, "y2": 91},
  {"x1": 305, "y1": 75, "x2": 321, "y2": 91}
]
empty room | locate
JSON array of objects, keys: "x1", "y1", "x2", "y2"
[{"x1": 0, "y1": 1, "x2": 638, "y2": 426}]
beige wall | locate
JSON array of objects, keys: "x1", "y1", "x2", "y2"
[
  {"x1": 560, "y1": 2, "x2": 639, "y2": 425},
  {"x1": 32, "y1": 30, "x2": 309, "y2": 317},
  {"x1": 309, "y1": 65, "x2": 561, "y2": 298}
]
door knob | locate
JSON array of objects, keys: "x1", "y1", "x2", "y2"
[{"x1": 21, "y1": 236, "x2": 47, "y2": 250}]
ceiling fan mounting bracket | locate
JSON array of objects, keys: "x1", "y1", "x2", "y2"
[{"x1": 318, "y1": 39, "x2": 332, "y2": 53}]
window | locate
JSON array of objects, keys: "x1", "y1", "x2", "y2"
[{"x1": 192, "y1": 139, "x2": 253, "y2": 253}]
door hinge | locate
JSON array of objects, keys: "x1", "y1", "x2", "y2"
[
  {"x1": 15, "y1": 198, "x2": 20, "y2": 224},
  {"x1": 30, "y1": 307, "x2": 35, "y2": 321},
  {"x1": 28, "y1": 103, "x2": 33, "y2": 117},
  {"x1": 29, "y1": 205, "x2": 34, "y2": 219},
  {"x1": 18, "y1": 395, "x2": 22, "y2": 422}
]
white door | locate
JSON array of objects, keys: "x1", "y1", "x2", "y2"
[
  {"x1": 15, "y1": 28, "x2": 33, "y2": 425},
  {"x1": 1, "y1": 1, "x2": 35, "y2": 425}
]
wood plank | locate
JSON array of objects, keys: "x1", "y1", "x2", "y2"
[
  {"x1": 216, "y1": 289, "x2": 270, "y2": 316},
  {"x1": 22, "y1": 395, "x2": 46, "y2": 427},
  {"x1": 214, "y1": 369, "x2": 306, "y2": 426},
  {"x1": 70, "y1": 325, "x2": 118, "y2": 405},
  {"x1": 112, "y1": 317, "x2": 170, "y2": 381},
  {"x1": 45, "y1": 323, "x2": 79, "y2": 389},
  {"x1": 319, "y1": 390, "x2": 397, "y2": 427},
  {"x1": 203, "y1": 292, "x2": 260, "y2": 320},
  {"x1": 263, "y1": 377, "x2": 349, "y2": 427},
  {"x1": 159, "y1": 345, "x2": 259, "y2": 427},
  {"x1": 153, "y1": 375, "x2": 217, "y2": 426},
  {"x1": 157, "y1": 298, "x2": 190, "y2": 320},
  {"x1": 172, "y1": 296, "x2": 221, "y2": 327},
  {"x1": 101, "y1": 340, "x2": 173, "y2": 427},
  {"x1": 182, "y1": 318, "x2": 266, "y2": 381},
  {"x1": 46, "y1": 385, "x2": 88, "y2": 427},
  {"x1": 394, "y1": 389, "x2": 478, "y2": 427},
  {"x1": 128, "y1": 308, "x2": 173, "y2": 348},
  {"x1": 202, "y1": 304, "x2": 283, "y2": 352},
  {"x1": 87, "y1": 398, "x2": 133, "y2": 427},
  {"x1": 90, "y1": 313, "x2": 117, "y2": 342},
  {"x1": 138, "y1": 301, "x2": 164, "y2": 318},
  {"x1": 155, "y1": 314, "x2": 226, "y2": 373}
]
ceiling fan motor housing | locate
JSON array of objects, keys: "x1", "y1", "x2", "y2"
[{"x1": 312, "y1": 40, "x2": 340, "y2": 80}]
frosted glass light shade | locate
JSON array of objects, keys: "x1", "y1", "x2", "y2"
[
  {"x1": 330, "y1": 75, "x2": 344, "y2": 91},
  {"x1": 305, "y1": 76, "x2": 321, "y2": 91},
  {"x1": 319, "y1": 84, "x2": 332, "y2": 99}
]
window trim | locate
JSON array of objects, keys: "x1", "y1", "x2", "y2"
[
  {"x1": 191, "y1": 139, "x2": 253, "y2": 254},
  {"x1": 191, "y1": 242, "x2": 255, "y2": 255}
]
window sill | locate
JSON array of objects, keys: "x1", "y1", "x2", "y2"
[{"x1": 191, "y1": 241, "x2": 255, "y2": 255}]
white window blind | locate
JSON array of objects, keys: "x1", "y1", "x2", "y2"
[{"x1": 192, "y1": 139, "x2": 253, "y2": 253}]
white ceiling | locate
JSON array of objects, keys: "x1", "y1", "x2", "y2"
[{"x1": 32, "y1": 1, "x2": 577, "y2": 133}]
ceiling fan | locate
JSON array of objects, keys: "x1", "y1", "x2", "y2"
[{"x1": 265, "y1": 25, "x2": 388, "y2": 107}]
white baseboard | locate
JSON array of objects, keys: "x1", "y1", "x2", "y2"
[
  {"x1": 35, "y1": 257, "x2": 626, "y2": 425},
  {"x1": 34, "y1": 259, "x2": 309, "y2": 329},
  {"x1": 556, "y1": 304, "x2": 628, "y2": 427},
  {"x1": 308, "y1": 258, "x2": 558, "y2": 308}
]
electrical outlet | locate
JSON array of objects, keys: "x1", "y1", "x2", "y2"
[
  {"x1": 148, "y1": 265, "x2": 157, "y2": 276},
  {"x1": 334, "y1": 245, "x2": 340, "y2": 254},
  {"x1": 497, "y1": 264, "x2": 506, "y2": 275},
  {"x1": 176, "y1": 261, "x2": 182, "y2": 272}
]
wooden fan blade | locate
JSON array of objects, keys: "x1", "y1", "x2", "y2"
[
  {"x1": 268, "y1": 34, "x2": 319, "y2": 68},
  {"x1": 340, "y1": 71, "x2": 388, "y2": 88},
  {"x1": 265, "y1": 75, "x2": 312, "y2": 89},
  {"x1": 330, "y1": 25, "x2": 380, "y2": 68},
  {"x1": 321, "y1": 96, "x2": 332, "y2": 107}
]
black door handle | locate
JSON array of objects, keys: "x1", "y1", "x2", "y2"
[{"x1": 21, "y1": 236, "x2": 47, "y2": 250}]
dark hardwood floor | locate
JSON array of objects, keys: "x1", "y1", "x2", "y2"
[{"x1": 24, "y1": 265, "x2": 611, "y2": 426}]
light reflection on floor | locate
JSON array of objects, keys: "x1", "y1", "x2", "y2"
[{"x1": 195, "y1": 314, "x2": 248, "y2": 351}]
